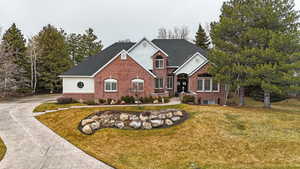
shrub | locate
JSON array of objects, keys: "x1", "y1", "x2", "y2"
[
  {"x1": 16, "y1": 88, "x2": 32, "y2": 94},
  {"x1": 163, "y1": 97, "x2": 170, "y2": 103},
  {"x1": 121, "y1": 96, "x2": 135, "y2": 104},
  {"x1": 98, "y1": 99, "x2": 106, "y2": 104},
  {"x1": 182, "y1": 95, "x2": 195, "y2": 104},
  {"x1": 57, "y1": 97, "x2": 73, "y2": 104},
  {"x1": 247, "y1": 85, "x2": 288, "y2": 102},
  {"x1": 142, "y1": 96, "x2": 154, "y2": 103},
  {"x1": 106, "y1": 98, "x2": 113, "y2": 105},
  {"x1": 84, "y1": 100, "x2": 98, "y2": 105}
]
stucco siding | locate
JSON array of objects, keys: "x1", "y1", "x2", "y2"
[
  {"x1": 176, "y1": 53, "x2": 207, "y2": 75},
  {"x1": 128, "y1": 39, "x2": 158, "y2": 70},
  {"x1": 63, "y1": 77, "x2": 95, "y2": 93}
]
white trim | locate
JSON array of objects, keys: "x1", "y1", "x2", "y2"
[
  {"x1": 189, "y1": 60, "x2": 209, "y2": 76},
  {"x1": 59, "y1": 75, "x2": 92, "y2": 78},
  {"x1": 104, "y1": 79, "x2": 118, "y2": 92},
  {"x1": 174, "y1": 52, "x2": 208, "y2": 75},
  {"x1": 132, "y1": 79, "x2": 144, "y2": 83},
  {"x1": 196, "y1": 77, "x2": 220, "y2": 93},
  {"x1": 155, "y1": 59, "x2": 164, "y2": 69},
  {"x1": 91, "y1": 50, "x2": 157, "y2": 78},
  {"x1": 155, "y1": 78, "x2": 164, "y2": 89},
  {"x1": 131, "y1": 79, "x2": 144, "y2": 92},
  {"x1": 167, "y1": 76, "x2": 174, "y2": 89},
  {"x1": 127, "y1": 37, "x2": 169, "y2": 57},
  {"x1": 167, "y1": 66, "x2": 179, "y2": 68}
]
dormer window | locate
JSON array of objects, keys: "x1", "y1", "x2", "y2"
[{"x1": 155, "y1": 55, "x2": 164, "y2": 69}]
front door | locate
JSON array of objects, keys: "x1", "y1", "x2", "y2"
[{"x1": 177, "y1": 74, "x2": 188, "y2": 93}]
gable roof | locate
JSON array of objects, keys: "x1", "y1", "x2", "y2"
[
  {"x1": 61, "y1": 42, "x2": 135, "y2": 76},
  {"x1": 151, "y1": 39, "x2": 207, "y2": 67}
]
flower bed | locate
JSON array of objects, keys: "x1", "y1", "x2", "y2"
[{"x1": 78, "y1": 109, "x2": 188, "y2": 135}]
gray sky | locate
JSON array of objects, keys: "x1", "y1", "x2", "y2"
[{"x1": 1, "y1": 0, "x2": 300, "y2": 47}]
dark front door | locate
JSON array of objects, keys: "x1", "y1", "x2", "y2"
[{"x1": 177, "y1": 74, "x2": 188, "y2": 93}]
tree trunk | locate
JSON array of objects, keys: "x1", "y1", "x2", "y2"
[
  {"x1": 224, "y1": 84, "x2": 230, "y2": 105},
  {"x1": 264, "y1": 91, "x2": 271, "y2": 108},
  {"x1": 239, "y1": 86, "x2": 245, "y2": 106}
]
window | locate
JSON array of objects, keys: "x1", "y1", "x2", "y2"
[
  {"x1": 212, "y1": 80, "x2": 219, "y2": 91},
  {"x1": 167, "y1": 76, "x2": 173, "y2": 89},
  {"x1": 155, "y1": 78, "x2": 164, "y2": 89},
  {"x1": 77, "y1": 81, "x2": 84, "y2": 89},
  {"x1": 197, "y1": 78, "x2": 219, "y2": 92},
  {"x1": 204, "y1": 79, "x2": 211, "y2": 91},
  {"x1": 132, "y1": 79, "x2": 144, "y2": 92},
  {"x1": 197, "y1": 79, "x2": 204, "y2": 91},
  {"x1": 155, "y1": 55, "x2": 164, "y2": 69},
  {"x1": 104, "y1": 79, "x2": 117, "y2": 92}
]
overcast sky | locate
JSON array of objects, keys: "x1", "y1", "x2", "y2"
[{"x1": 1, "y1": 0, "x2": 300, "y2": 47}]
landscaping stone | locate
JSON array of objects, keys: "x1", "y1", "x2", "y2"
[
  {"x1": 120, "y1": 113, "x2": 129, "y2": 121},
  {"x1": 115, "y1": 121, "x2": 125, "y2": 129},
  {"x1": 153, "y1": 100, "x2": 159, "y2": 104},
  {"x1": 140, "y1": 114, "x2": 149, "y2": 121},
  {"x1": 129, "y1": 121, "x2": 142, "y2": 129},
  {"x1": 166, "y1": 112, "x2": 173, "y2": 118},
  {"x1": 129, "y1": 115, "x2": 139, "y2": 121},
  {"x1": 90, "y1": 121, "x2": 101, "y2": 130},
  {"x1": 171, "y1": 116, "x2": 181, "y2": 122},
  {"x1": 151, "y1": 119, "x2": 164, "y2": 127},
  {"x1": 142, "y1": 122, "x2": 152, "y2": 129},
  {"x1": 174, "y1": 111, "x2": 184, "y2": 117},
  {"x1": 121, "y1": 100, "x2": 126, "y2": 104},
  {"x1": 150, "y1": 114, "x2": 158, "y2": 119},
  {"x1": 158, "y1": 114, "x2": 166, "y2": 119},
  {"x1": 81, "y1": 119, "x2": 94, "y2": 126},
  {"x1": 78, "y1": 109, "x2": 188, "y2": 135},
  {"x1": 165, "y1": 119, "x2": 173, "y2": 126},
  {"x1": 82, "y1": 125, "x2": 93, "y2": 135}
]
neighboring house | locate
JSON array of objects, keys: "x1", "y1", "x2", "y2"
[{"x1": 60, "y1": 38, "x2": 225, "y2": 105}]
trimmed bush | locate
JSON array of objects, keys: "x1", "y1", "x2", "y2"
[
  {"x1": 163, "y1": 97, "x2": 170, "y2": 103},
  {"x1": 142, "y1": 96, "x2": 154, "y2": 104},
  {"x1": 182, "y1": 95, "x2": 195, "y2": 104},
  {"x1": 57, "y1": 97, "x2": 73, "y2": 104},
  {"x1": 98, "y1": 99, "x2": 106, "y2": 104},
  {"x1": 121, "y1": 96, "x2": 135, "y2": 104},
  {"x1": 84, "y1": 100, "x2": 98, "y2": 105}
]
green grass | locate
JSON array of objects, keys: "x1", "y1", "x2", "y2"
[
  {"x1": 33, "y1": 102, "x2": 86, "y2": 112},
  {"x1": 0, "y1": 138, "x2": 6, "y2": 161},
  {"x1": 35, "y1": 98, "x2": 300, "y2": 169}
]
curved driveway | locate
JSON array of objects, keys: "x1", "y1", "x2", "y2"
[{"x1": 0, "y1": 95, "x2": 113, "y2": 169}]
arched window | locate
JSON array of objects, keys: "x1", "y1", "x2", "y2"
[
  {"x1": 132, "y1": 79, "x2": 144, "y2": 92},
  {"x1": 155, "y1": 55, "x2": 164, "y2": 69},
  {"x1": 104, "y1": 79, "x2": 117, "y2": 92}
]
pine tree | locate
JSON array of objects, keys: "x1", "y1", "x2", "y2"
[
  {"x1": 210, "y1": 0, "x2": 300, "y2": 108},
  {"x1": 194, "y1": 24, "x2": 210, "y2": 50},
  {"x1": 82, "y1": 28, "x2": 103, "y2": 58},
  {"x1": 67, "y1": 28, "x2": 103, "y2": 64},
  {"x1": 35, "y1": 24, "x2": 73, "y2": 93},
  {"x1": 2, "y1": 23, "x2": 29, "y2": 89}
]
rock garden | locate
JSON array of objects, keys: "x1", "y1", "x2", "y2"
[{"x1": 78, "y1": 109, "x2": 188, "y2": 135}]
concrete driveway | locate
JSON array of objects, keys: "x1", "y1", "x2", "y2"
[{"x1": 0, "y1": 95, "x2": 113, "y2": 169}]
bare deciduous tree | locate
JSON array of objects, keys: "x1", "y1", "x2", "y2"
[
  {"x1": 157, "y1": 26, "x2": 190, "y2": 40},
  {"x1": 27, "y1": 38, "x2": 39, "y2": 94},
  {"x1": 157, "y1": 28, "x2": 167, "y2": 39},
  {"x1": 0, "y1": 44, "x2": 18, "y2": 97}
]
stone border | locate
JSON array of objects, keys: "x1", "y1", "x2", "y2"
[{"x1": 78, "y1": 109, "x2": 189, "y2": 135}]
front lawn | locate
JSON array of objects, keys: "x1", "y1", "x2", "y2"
[
  {"x1": 33, "y1": 102, "x2": 86, "y2": 112},
  {"x1": 35, "y1": 99, "x2": 300, "y2": 169},
  {"x1": 0, "y1": 138, "x2": 6, "y2": 161}
]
